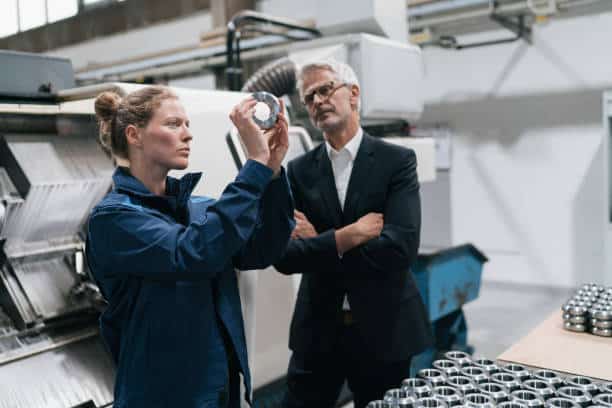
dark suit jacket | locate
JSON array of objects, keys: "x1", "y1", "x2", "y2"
[{"x1": 275, "y1": 132, "x2": 433, "y2": 362}]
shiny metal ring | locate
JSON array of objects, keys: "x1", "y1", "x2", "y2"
[
  {"x1": 251, "y1": 91, "x2": 280, "y2": 129},
  {"x1": 599, "y1": 383, "x2": 612, "y2": 394},
  {"x1": 384, "y1": 388, "x2": 418, "y2": 408},
  {"x1": 510, "y1": 390, "x2": 545, "y2": 408},
  {"x1": 367, "y1": 400, "x2": 392, "y2": 408},
  {"x1": 419, "y1": 369, "x2": 447, "y2": 387},
  {"x1": 490, "y1": 372, "x2": 522, "y2": 392},
  {"x1": 478, "y1": 382, "x2": 510, "y2": 403},
  {"x1": 461, "y1": 366, "x2": 489, "y2": 384},
  {"x1": 472, "y1": 358, "x2": 500, "y2": 375},
  {"x1": 432, "y1": 386, "x2": 463, "y2": 406},
  {"x1": 592, "y1": 318, "x2": 612, "y2": 329},
  {"x1": 445, "y1": 350, "x2": 473, "y2": 367},
  {"x1": 556, "y1": 386, "x2": 592, "y2": 407},
  {"x1": 533, "y1": 370, "x2": 564, "y2": 389},
  {"x1": 568, "y1": 306, "x2": 588, "y2": 316},
  {"x1": 498, "y1": 401, "x2": 528, "y2": 408},
  {"x1": 463, "y1": 393, "x2": 496, "y2": 408},
  {"x1": 500, "y1": 363, "x2": 531, "y2": 382},
  {"x1": 563, "y1": 313, "x2": 587, "y2": 325},
  {"x1": 564, "y1": 321, "x2": 587, "y2": 333},
  {"x1": 591, "y1": 326, "x2": 612, "y2": 337},
  {"x1": 565, "y1": 376, "x2": 600, "y2": 396},
  {"x1": 522, "y1": 379, "x2": 556, "y2": 400},
  {"x1": 593, "y1": 393, "x2": 612, "y2": 407},
  {"x1": 403, "y1": 377, "x2": 433, "y2": 399},
  {"x1": 416, "y1": 397, "x2": 448, "y2": 408},
  {"x1": 592, "y1": 309, "x2": 612, "y2": 320},
  {"x1": 545, "y1": 397, "x2": 581, "y2": 408},
  {"x1": 433, "y1": 359, "x2": 461, "y2": 376},
  {"x1": 445, "y1": 374, "x2": 478, "y2": 395}
]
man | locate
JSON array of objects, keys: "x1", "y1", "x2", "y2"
[{"x1": 274, "y1": 60, "x2": 433, "y2": 408}]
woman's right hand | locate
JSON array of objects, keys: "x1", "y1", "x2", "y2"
[{"x1": 229, "y1": 97, "x2": 270, "y2": 165}]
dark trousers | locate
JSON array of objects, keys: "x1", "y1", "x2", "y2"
[{"x1": 282, "y1": 319, "x2": 412, "y2": 408}]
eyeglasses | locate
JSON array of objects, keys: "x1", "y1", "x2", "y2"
[{"x1": 302, "y1": 81, "x2": 348, "y2": 106}]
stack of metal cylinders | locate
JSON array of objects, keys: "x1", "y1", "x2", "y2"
[
  {"x1": 562, "y1": 283, "x2": 612, "y2": 337},
  {"x1": 366, "y1": 351, "x2": 612, "y2": 408}
]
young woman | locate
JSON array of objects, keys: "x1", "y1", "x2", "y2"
[{"x1": 86, "y1": 86, "x2": 294, "y2": 408}]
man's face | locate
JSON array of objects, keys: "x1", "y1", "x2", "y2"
[{"x1": 301, "y1": 68, "x2": 357, "y2": 133}]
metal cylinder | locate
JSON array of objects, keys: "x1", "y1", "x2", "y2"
[
  {"x1": 510, "y1": 390, "x2": 545, "y2": 408},
  {"x1": 565, "y1": 376, "x2": 600, "y2": 396},
  {"x1": 445, "y1": 351, "x2": 473, "y2": 367},
  {"x1": 461, "y1": 366, "x2": 489, "y2": 384},
  {"x1": 432, "y1": 386, "x2": 463, "y2": 406},
  {"x1": 419, "y1": 368, "x2": 447, "y2": 387},
  {"x1": 500, "y1": 363, "x2": 531, "y2": 382},
  {"x1": 556, "y1": 386, "x2": 592, "y2": 407},
  {"x1": 545, "y1": 397, "x2": 581, "y2": 408},
  {"x1": 445, "y1": 375, "x2": 478, "y2": 395},
  {"x1": 416, "y1": 397, "x2": 449, "y2": 408},
  {"x1": 491, "y1": 372, "x2": 522, "y2": 392},
  {"x1": 472, "y1": 358, "x2": 500, "y2": 376},
  {"x1": 593, "y1": 393, "x2": 612, "y2": 407},
  {"x1": 463, "y1": 393, "x2": 495, "y2": 408},
  {"x1": 433, "y1": 359, "x2": 461, "y2": 376},
  {"x1": 385, "y1": 388, "x2": 418, "y2": 408},
  {"x1": 367, "y1": 400, "x2": 392, "y2": 408},
  {"x1": 522, "y1": 379, "x2": 556, "y2": 400},
  {"x1": 498, "y1": 402, "x2": 528, "y2": 408},
  {"x1": 478, "y1": 382, "x2": 510, "y2": 404},
  {"x1": 533, "y1": 370, "x2": 564, "y2": 389},
  {"x1": 403, "y1": 377, "x2": 434, "y2": 399}
]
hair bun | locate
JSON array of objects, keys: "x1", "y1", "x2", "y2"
[{"x1": 94, "y1": 91, "x2": 122, "y2": 122}]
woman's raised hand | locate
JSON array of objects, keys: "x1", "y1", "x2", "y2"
[{"x1": 229, "y1": 97, "x2": 269, "y2": 165}]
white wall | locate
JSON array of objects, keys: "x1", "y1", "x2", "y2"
[{"x1": 418, "y1": 12, "x2": 612, "y2": 287}]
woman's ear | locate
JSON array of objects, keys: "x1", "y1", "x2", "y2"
[{"x1": 125, "y1": 124, "x2": 143, "y2": 148}]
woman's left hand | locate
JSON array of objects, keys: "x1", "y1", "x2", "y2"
[{"x1": 264, "y1": 99, "x2": 289, "y2": 176}]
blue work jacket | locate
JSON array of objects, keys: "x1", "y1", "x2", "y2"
[{"x1": 86, "y1": 160, "x2": 294, "y2": 408}]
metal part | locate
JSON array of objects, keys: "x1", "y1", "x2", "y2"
[
  {"x1": 510, "y1": 390, "x2": 545, "y2": 408},
  {"x1": 556, "y1": 386, "x2": 592, "y2": 407},
  {"x1": 490, "y1": 372, "x2": 522, "y2": 392},
  {"x1": 478, "y1": 382, "x2": 510, "y2": 404},
  {"x1": 385, "y1": 388, "x2": 418, "y2": 407},
  {"x1": 251, "y1": 91, "x2": 280, "y2": 129},
  {"x1": 565, "y1": 376, "x2": 600, "y2": 396},
  {"x1": 562, "y1": 313, "x2": 586, "y2": 325},
  {"x1": 461, "y1": 366, "x2": 489, "y2": 384},
  {"x1": 367, "y1": 401, "x2": 392, "y2": 408},
  {"x1": 593, "y1": 393, "x2": 612, "y2": 407},
  {"x1": 500, "y1": 363, "x2": 531, "y2": 381},
  {"x1": 472, "y1": 358, "x2": 500, "y2": 375},
  {"x1": 416, "y1": 397, "x2": 449, "y2": 408},
  {"x1": 533, "y1": 370, "x2": 564, "y2": 389},
  {"x1": 591, "y1": 327, "x2": 612, "y2": 337},
  {"x1": 522, "y1": 379, "x2": 556, "y2": 400},
  {"x1": 591, "y1": 309, "x2": 612, "y2": 320},
  {"x1": 433, "y1": 386, "x2": 464, "y2": 406},
  {"x1": 498, "y1": 402, "x2": 528, "y2": 408},
  {"x1": 446, "y1": 375, "x2": 478, "y2": 395},
  {"x1": 564, "y1": 321, "x2": 587, "y2": 333},
  {"x1": 419, "y1": 368, "x2": 448, "y2": 387},
  {"x1": 403, "y1": 377, "x2": 434, "y2": 399},
  {"x1": 445, "y1": 350, "x2": 473, "y2": 366},
  {"x1": 463, "y1": 393, "x2": 495, "y2": 408},
  {"x1": 600, "y1": 384, "x2": 612, "y2": 394},
  {"x1": 434, "y1": 359, "x2": 462, "y2": 376},
  {"x1": 545, "y1": 397, "x2": 581, "y2": 408}
]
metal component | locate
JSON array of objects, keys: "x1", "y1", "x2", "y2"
[
  {"x1": 385, "y1": 388, "x2": 418, "y2": 407},
  {"x1": 463, "y1": 393, "x2": 495, "y2": 408},
  {"x1": 433, "y1": 359, "x2": 462, "y2": 376},
  {"x1": 432, "y1": 386, "x2": 463, "y2": 406},
  {"x1": 461, "y1": 366, "x2": 489, "y2": 384},
  {"x1": 472, "y1": 358, "x2": 500, "y2": 375},
  {"x1": 562, "y1": 313, "x2": 586, "y2": 324},
  {"x1": 565, "y1": 376, "x2": 600, "y2": 396},
  {"x1": 404, "y1": 378, "x2": 434, "y2": 399},
  {"x1": 545, "y1": 397, "x2": 581, "y2": 408},
  {"x1": 445, "y1": 350, "x2": 473, "y2": 366},
  {"x1": 510, "y1": 390, "x2": 545, "y2": 408},
  {"x1": 416, "y1": 397, "x2": 449, "y2": 408},
  {"x1": 591, "y1": 327, "x2": 612, "y2": 337},
  {"x1": 478, "y1": 382, "x2": 510, "y2": 404},
  {"x1": 498, "y1": 402, "x2": 528, "y2": 408},
  {"x1": 564, "y1": 321, "x2": 587, "y2": 333},
  {"x1": 567, "y1": 306, "x2": 588, "y2": 316},
  {"x1": 445, "y1": 375, "x2": 478, "y2": 395},
  {"x1": 500, "y1": 363, "x2": 531, "y2": 381},
  {"x1": 367, "y1": 400, "x2": 392, "y2": 408},
  {"x1": 419, "y1": 368, "x2": 447, "y2": 387},
  {"x1": 593, "y1": 393, "x2": 612, "y2": 407},
  {"x1": 591, "y1": 309, "x2": 612, "y2": 320},
  {"x1": 533, "y1": 370, "x2": 564, "y2": 389},
  {"x1": 490, "y1": 372, "x2": 521, "y2": 392},
  {"x1": 600, "y1": 384, "x2": 612, "y2": 394},
  {"x1": 251, "y1": 91, "x2": 280, "y2": 129},
  {"x1": 522, "y1": 379, "x2": 556, "y2": 400},
  {"x1": 556, "y1": 386, "x2": 592, "y2": 407}
]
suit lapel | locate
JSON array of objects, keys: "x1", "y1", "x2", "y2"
[
  {"x1": 315, "y1": 145, "x2": 344, "y2": 228},
  {"x1": 343, "y1": 133, "x2": 375, "y2": 223}
]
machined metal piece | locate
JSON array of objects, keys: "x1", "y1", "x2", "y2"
[
  {"x1": 565, "y1": 376, "x2": 600, "y2": 396},
  {"x1": 522, "y1": 379, "x2": 556, "y2": 400},
  {"x1": 251, "y1": 91, "x2": 280, "y2": 129},
  {"x1": 434, "y1": 359, "x2": 462, "y2": 376},
  {"x1": 600, "y1": 383, "x2": 612, "y2": 394},
  {"x1": 385, "y1": 388, "x2": 418, "y2": 408},
  {"x1": 510, "y1": 390, "x2": 545, "y2": 408},
  {"x1": 592, "y1": 319, "x2": 612, "y2": 329},
  {"x1": 403, "y1": 377, "x2": 434, "y2": 399},
  {"x1": 461, "y1": 366, "x2": 489, "y2": 384},
  {"x1": 445, "y1": 351, "x2": 473, "y2": 367},
  {"x1": 432, "y1": 386, "x2": 463, "y2": 406},
  {"x1": 591, "y1": 327, "x2": 612, "y2": 337},
  {"x1": 446, "y1": 375, "x2": 478, "y2": 395},
  {"x1": 591, "y1": 309, "x2": 612, "y2": 320},
  {"x1": 419, "y1": 368, "x2": 447, "y2": 387},
  {"x1": 545, "y1": 397, "x2": 581, "y2": 408},
  {"x1": 563, "y1": 313, "x2": 587, "y2": 325},
  {"x1": 567, "y1": 306, "x2": 588, "y2": 316},
  {"x1": 478, "y1": 382, "x2": 510, "y2": 403},
  {"x1": 367, "y1": 400, "x2": 392, "y2": 408},
  {"x1": 593, "y1": 393, "x2": 612, "y2": 407},
  {"x1": 416, "y1": 397, "x2": 449, "y2": 408},
  {"x1": 498, "y1": 401, "x2": 528, "y2": 408},
  {"x1": 533, "y1": 369, "x2": 564, "y2": 389},
  {"x1": 564, "y1": 321, "x2": 587, "y2": 333},
  {"x1": 463, "y1": 393, "x2": 495, "y2": 408},
  {"x1": 490, "y1": 372, "x2": 522, "y2": 392},
  {"x1": 472, "y1": 358, "x2": 500, "y2": 376},
  {"x1": 500, "y1": 363, "x2": 531, "y2": 381},
  {"x1": 556, "y1": 386, "x2": 592, "y2": 407}
]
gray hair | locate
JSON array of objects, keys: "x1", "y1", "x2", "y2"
[{"x1": 296, "y1": 59, "x2": 361, "y2": 111}]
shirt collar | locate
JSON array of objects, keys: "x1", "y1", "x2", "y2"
[
  {"x1": 325, "y1": 127, "x2": 363, "y2": 161},
  {"x1": 112, "y1": 167, "x2": 202, "y2": 205}
]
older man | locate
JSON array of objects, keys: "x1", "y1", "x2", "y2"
[{"x1": 274, "y1": 60, "x2": 433, "y2": 408}]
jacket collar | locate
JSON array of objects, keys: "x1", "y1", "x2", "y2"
[{"x1": 112, "y1": 167, "x2": 202, "y2": 205}]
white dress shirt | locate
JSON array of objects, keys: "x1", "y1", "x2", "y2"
[{"x1": 325, "y1": 128, "x2": 363, "y2": 310}]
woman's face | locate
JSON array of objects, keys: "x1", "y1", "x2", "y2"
[{"x1": 141, "y1": 98, "x2": 192, "y2": 171}]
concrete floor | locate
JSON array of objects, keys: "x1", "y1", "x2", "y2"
[{"x1": 341, "y1": 281, "x2": 574, "y2": 407}]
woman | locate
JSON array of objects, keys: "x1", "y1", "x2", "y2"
[{"x1": 86, "y1": 86, "x2": 294, "y2": 408}]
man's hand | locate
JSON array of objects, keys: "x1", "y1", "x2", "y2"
[
  {"x1": 335, "y1": 212, "x2": 384, "y2": 254},
  {"x1": 291, "y1": 210, "x2": 318, "y2": 239}
]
